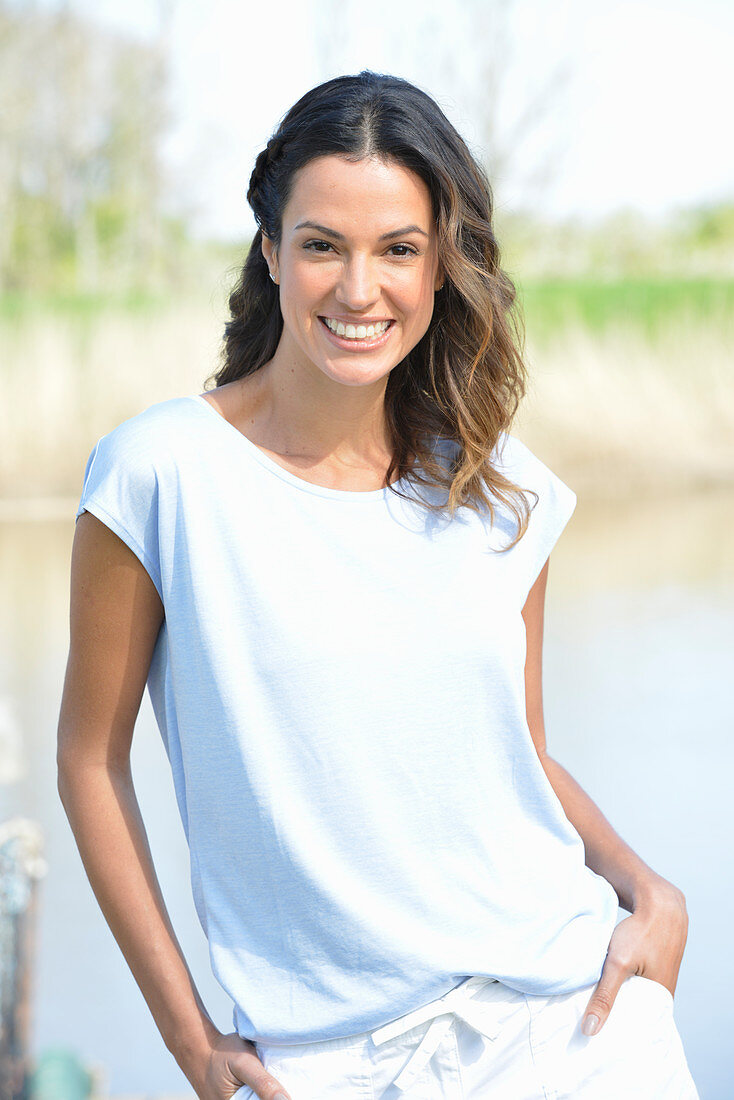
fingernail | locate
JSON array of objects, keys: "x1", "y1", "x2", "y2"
[
  {"x1": 582, "y1": 1014, "x2": 600, "y2": 1036},
  {"x1": 274, "y1": 1094, "x2": 290, "y2": 1100}
]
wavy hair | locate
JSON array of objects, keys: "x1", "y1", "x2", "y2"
[{"x1": 206, "y1": 70, "x2": 537, "y2": 546}]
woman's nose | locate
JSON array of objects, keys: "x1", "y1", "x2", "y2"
[{"x1": 335, "y1": 257, "x2": 380, "y2": 309}]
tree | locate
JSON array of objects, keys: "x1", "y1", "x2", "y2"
[{"x1": 0, "y1": 1, "x2": 173, "y2": 294}]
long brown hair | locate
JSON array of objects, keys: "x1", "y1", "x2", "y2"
[{"x1": 206, "y1": 70, "x2": 537, "y2": 546}]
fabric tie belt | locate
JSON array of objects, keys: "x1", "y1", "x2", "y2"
[{"x1": 368, "y1": 975, "x2": 520, "y2": 1092}]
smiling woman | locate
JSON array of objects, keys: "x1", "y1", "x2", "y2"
[
  {"x1": 58, "y1": 70, "x2": 699, "y2": 1100},
  {"x1": 212, "y1": 72, "x2": 536, "y2": 522}
]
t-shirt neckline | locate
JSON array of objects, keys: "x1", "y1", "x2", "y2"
[{"x1": 187, "y1": 393, "x2": 407, "y2": 502}]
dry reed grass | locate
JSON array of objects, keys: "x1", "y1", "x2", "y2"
[
  {"x1": 517, "y1": 321, "x2": 734, "y2": 498},
  {"x1": 0, "y1": 304, "x2": 732, "y2": 506}
]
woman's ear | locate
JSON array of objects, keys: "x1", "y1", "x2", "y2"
[{"x1": 261, "y1": 232, "x2": 278, "y2": 281}]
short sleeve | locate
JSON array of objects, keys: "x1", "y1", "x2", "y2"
[
  {"x1": 76, "y1": 421, "x2": 163, "y2": 601},
  {"x1": 491, "y1": 432, "x2": 577, "y2": 602}
]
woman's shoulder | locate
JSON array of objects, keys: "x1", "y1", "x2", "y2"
[
  {"x1": 489, "y1": 430, "x2": 568, "y2": 491},
  {"x1": 432, "y1": 429, "x2": 539, "y2": 476},
  {"x1": 89, "y1": 395, "x2": 202, "y2": 464},
  {"x1": 496, "y1": 434, "x2": 578, "y2": 530},
  {"x1": 435, "y1": 429, "x2": 576, "y2": 513}
]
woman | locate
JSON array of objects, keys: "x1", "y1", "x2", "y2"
[{"x1": 57, "y1": 72, "x2": 698, "y2": 1099}]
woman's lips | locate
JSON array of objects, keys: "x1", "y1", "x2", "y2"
[{"x1": 318, "y1": 316, "x2": 396, "y2": 351}]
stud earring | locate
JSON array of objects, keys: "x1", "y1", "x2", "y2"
[{"x1": 270, "y1": 272, "x2": 278, "y2": 284}]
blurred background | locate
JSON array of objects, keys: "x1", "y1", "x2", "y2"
[{"x1": 0, "y1": 0, "x2": 731, "y2": 1096}]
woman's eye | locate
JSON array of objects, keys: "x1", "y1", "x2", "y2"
[
  {"x1": 303, "y1": 240, "x2": 334, "y2": 253},
  {"x1": 302, "y1": 240, "x2": 418, "y2": 257}
]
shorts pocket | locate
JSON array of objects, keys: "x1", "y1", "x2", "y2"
[
  {"x1": 255, "y1": 1036, "x2": 371, "y2": 1100},
  {"x1": 628, "y1": 974, "x2": 675, "y2": 1010}
]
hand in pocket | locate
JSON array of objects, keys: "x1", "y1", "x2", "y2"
[
  {"x1": 192, "y1": 1030, "x2": 292, "y2": 1100},
  {"x1": 580, "y1": 890, "x2": 685, "y2": 1038}
]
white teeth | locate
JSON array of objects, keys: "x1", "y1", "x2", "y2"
[{"x1": 322, "y1": 318, "x2": 390, "y2": 339}]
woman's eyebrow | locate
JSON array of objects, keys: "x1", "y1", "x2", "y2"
[{"x1": 293, "y1": 220, "x2": 429, "y2": 241}]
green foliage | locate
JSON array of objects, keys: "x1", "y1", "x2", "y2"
[
  {"x1": 678, "y1": 203, "x2": 734, "y2": 248},
  {"x1": 498, "y1": 202, "x2": 734, "y2": 281}
]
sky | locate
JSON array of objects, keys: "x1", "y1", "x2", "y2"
[{"x1": 32, "y1": 0, "x2": 734, "y2": 240}]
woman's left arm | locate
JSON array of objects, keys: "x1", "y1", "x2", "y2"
[{"x1": 522, "y1": 558, "x2": 689, "y2": 1037}]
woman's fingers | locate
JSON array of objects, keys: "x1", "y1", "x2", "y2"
[
  {"x1": 230, "y1": 1065, "x2": 291, "y2": 1100},
  {"x1": 228, "y1": 1077, "x2": 290, "y2": 1100},
  {"x1": 581, "y1": 953, "x2": 629, "y2": 1037},
  {"x1": 224, "y1": 1043, "x2": 292, "y2": 1100},
  {"x1": 198, "y1": 1032, "x2": 293, "y2": 1100}
]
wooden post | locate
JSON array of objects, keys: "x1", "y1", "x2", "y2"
[{"x1": 0, "y1": 818, "x2": 47, "y2": 1100}]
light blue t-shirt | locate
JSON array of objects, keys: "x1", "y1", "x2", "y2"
[{"x1": 75, "y1": 393, "x2": 620, "y2": 1045}]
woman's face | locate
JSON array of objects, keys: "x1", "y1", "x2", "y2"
[{"x1": 261, "y1": 154, "x2": 443, "y2": 390}]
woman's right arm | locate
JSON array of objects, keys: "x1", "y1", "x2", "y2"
[{"x1": 57, "y1": 512, "x2": 290, "y2": 1100}]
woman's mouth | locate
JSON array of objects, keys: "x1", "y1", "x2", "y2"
[{"x1": 318, "y1": 316, "x2": 396, "y2": 351}]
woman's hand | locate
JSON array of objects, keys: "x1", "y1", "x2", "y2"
[
  {"x1": 188, "y1": 1031, "x2": 291, "y2": 1100},
  {"x1": 580, "y1": 876, "x2": 689, "y2": 1037}
]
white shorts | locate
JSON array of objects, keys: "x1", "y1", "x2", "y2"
[{"x1": 233, "y1": 973, "x2": 699, "y2": 1098}]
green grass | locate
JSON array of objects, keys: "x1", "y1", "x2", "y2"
[
  {"x1": 0, "y1": 288, "x2": 175, "y2": 322},
  {"x1": 515, "y1": 276, "x2": 734, "y2": 344}
]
